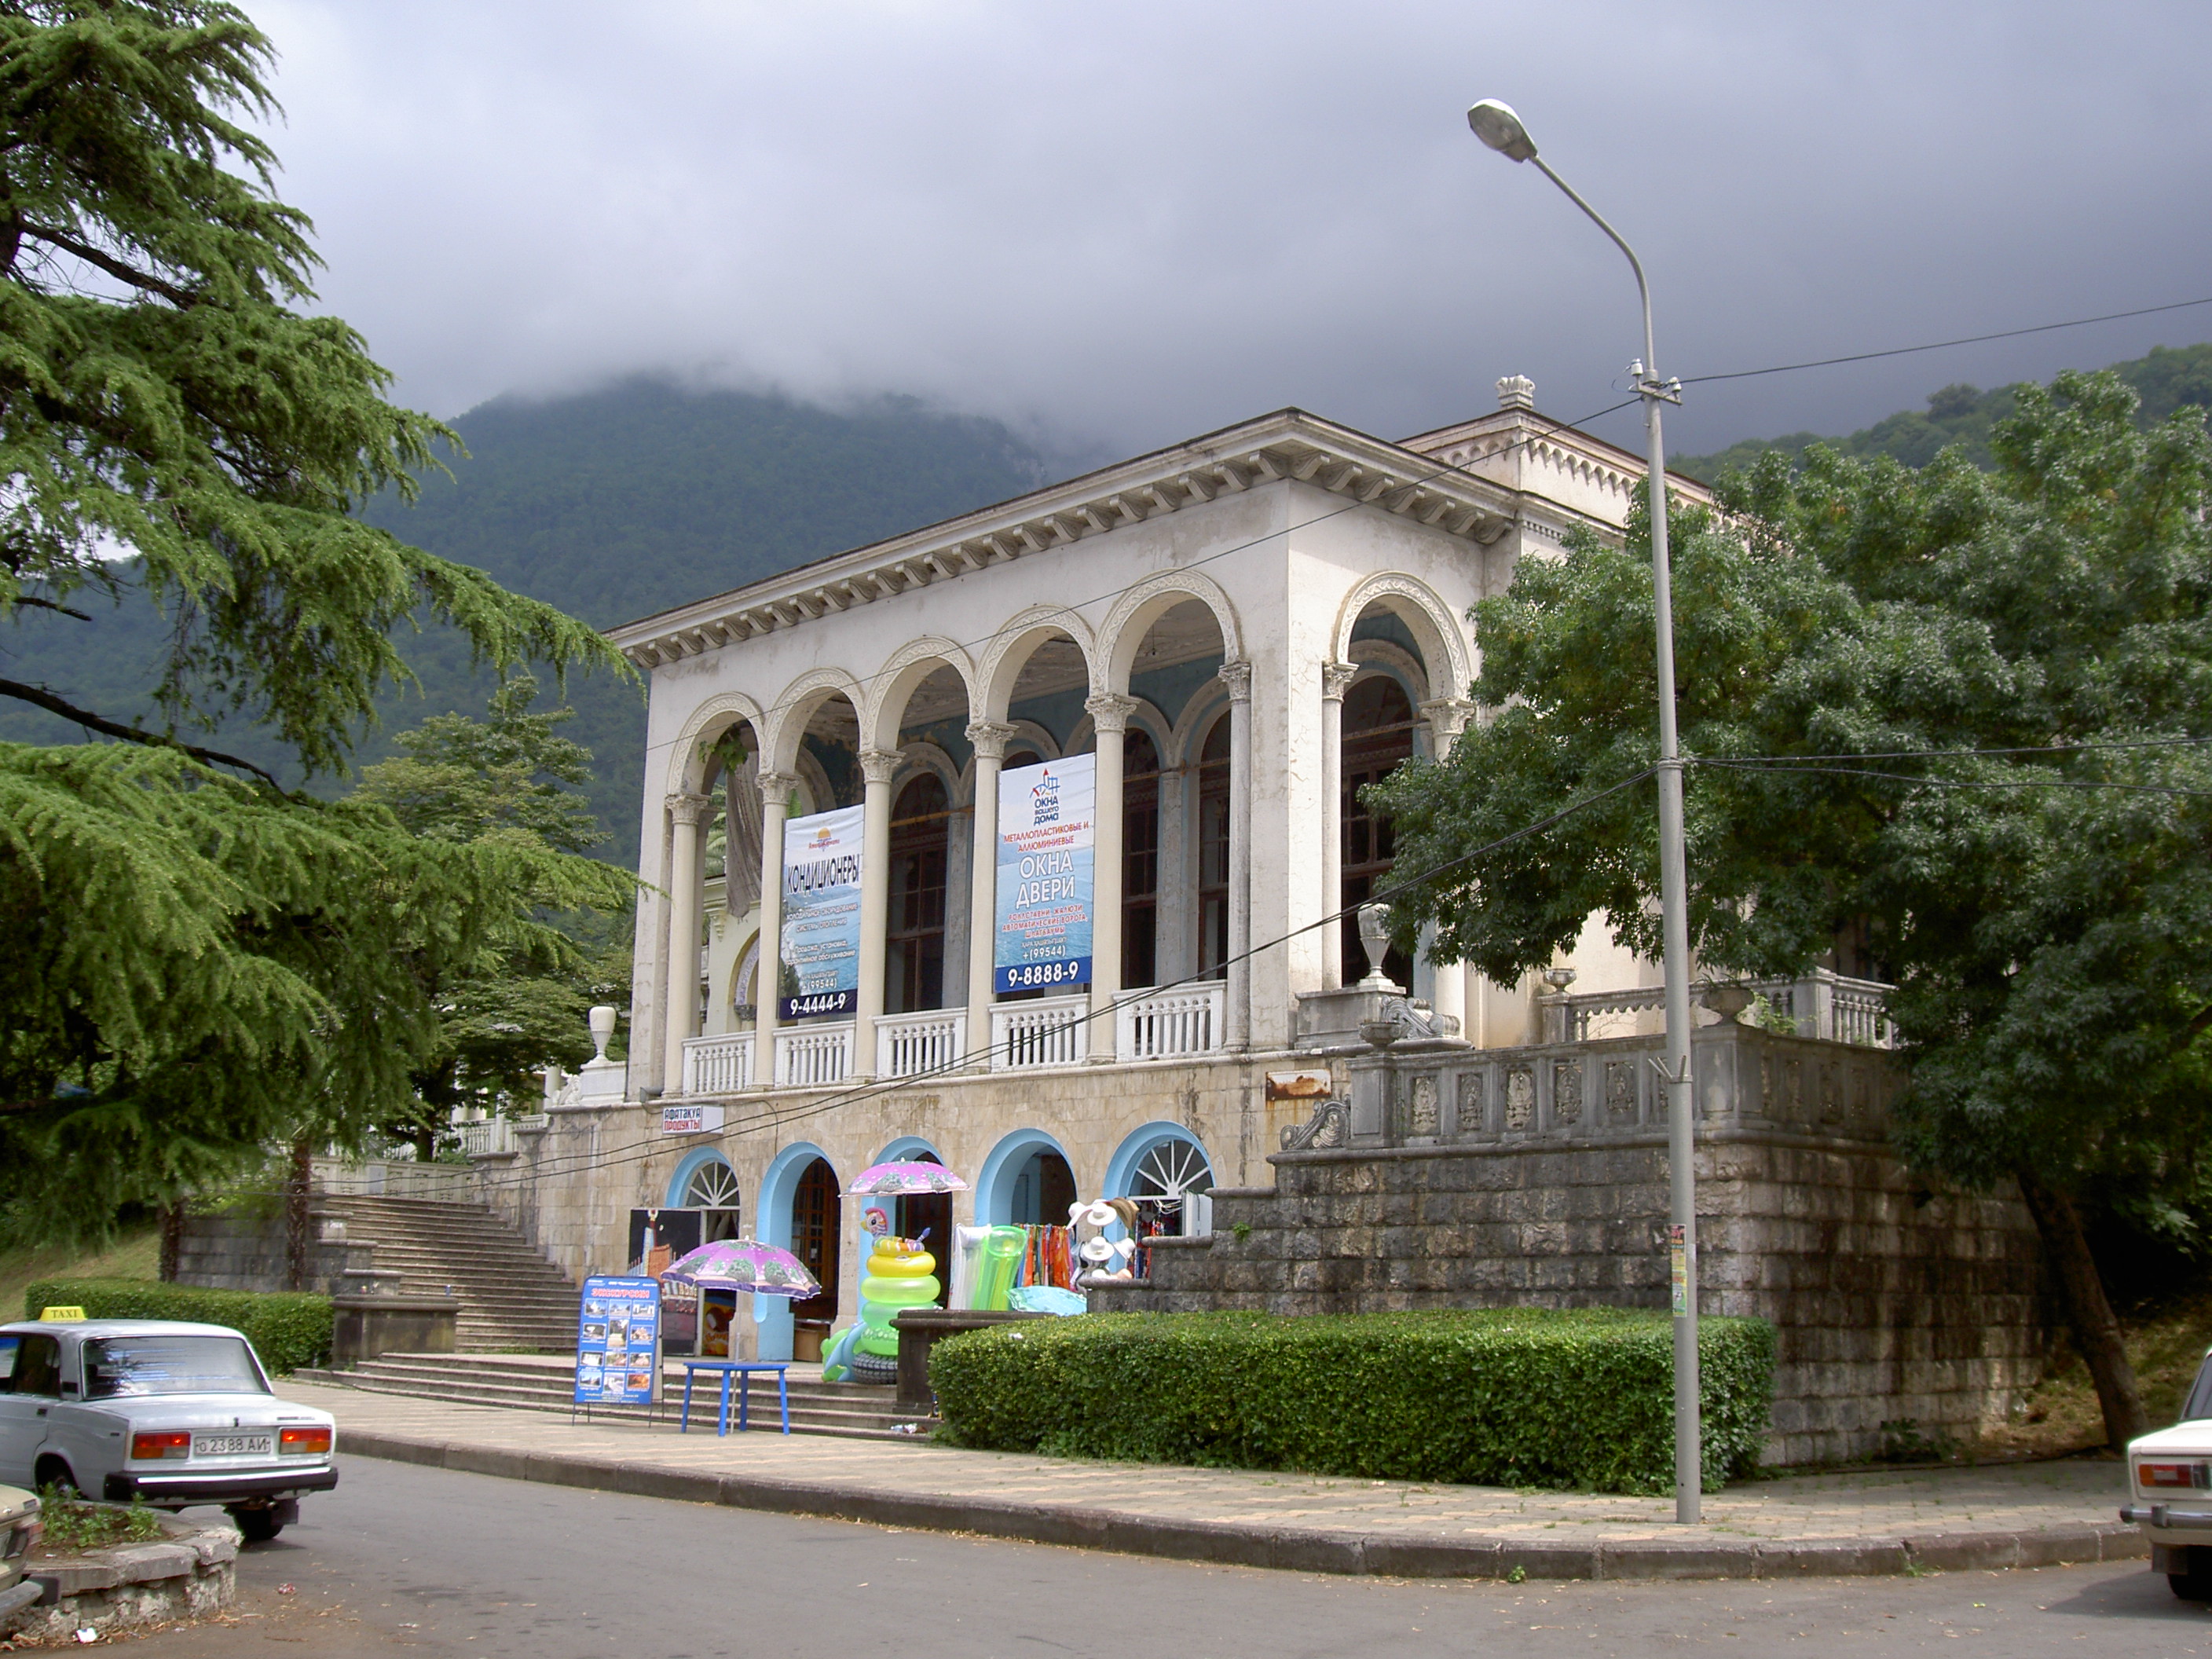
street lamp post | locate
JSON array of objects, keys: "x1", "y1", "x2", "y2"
[{"x1": 1466, "y1": 97, "x2": 1702, "y2": 1524}]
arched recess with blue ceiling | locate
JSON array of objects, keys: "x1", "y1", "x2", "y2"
[
  {"x1": 868, "y1": 1136, "x2": 954, "y2": 1303},
  {"x1": 755, "y1": 1141, "x2": 837, "y2": 1361},
  {"x1": 665, "y1": 1147, "x2": 742, "y2": 1213},
  {"x1": 1102, "y1": 1122, "x2": 1216, "y2": 1202},
  {"x1": 973, "y1": 1128, "x2": 1078, "y2": 1227}
]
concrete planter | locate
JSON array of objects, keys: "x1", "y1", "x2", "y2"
[
  {"x1": 6, "y1": 1514, "x2": 237, "y2": 1644},
  {"x1": 331, "y1": 1294, "x2": 460, "y2": 1367}
]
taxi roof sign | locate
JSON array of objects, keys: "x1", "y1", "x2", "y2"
[{"x1": 37, "y1": 1306, "x2": 85, "y2": 1321}]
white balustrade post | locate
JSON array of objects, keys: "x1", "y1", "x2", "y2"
[
  {"x1": 1420, "y1": 697, "x2": 1477, "y2": 1038},
  {"x1": 661, "y1": 793, "x2": 712, "y2": 1093},
  {"x1": 1320, "y1": 661, "x2": 1354, "y2": 988},
  {"x1": 752, "y1": 771, "x2": 797, "y2": 1087},
  {"x1": 965, "y1": 723, "x2": 1019, "y2": 1066},
  {"x1": 855, "y1": 748, "x2": 899, "y2": 1082},
  {"x1": 1086, "y1": 694, "x2": 1136, "y2": 1060},
  {"x1": 1221, "y1": 661, "x2": 1253, "y2": 1050}
]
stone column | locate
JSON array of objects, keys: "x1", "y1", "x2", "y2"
[
  {"x1": 965, "y1": 722, "x2": 1020, "y2": 1065},
  {"x1": 1086, "y1": 694, "x2": 1137, "y2": 1060},
  {"x1": 751, "y1": 771, "x2": 797, "y2": 1088},
  {"x1": 1320, "y1": 661, "x2": 1355, "y2": 987},
  {"x1": 1221, "y1": 661, "x2": 1253, "y2": 1050},
  {"x1": 854, "y1": 748, "x2": 900, "y2": 1081},
  {"x1": 661, "y1": 793, "x2": 713, "y2": 1093},
  {"x1": 1420, "y1": 697, "x2": 1477, "y2": 1040}
]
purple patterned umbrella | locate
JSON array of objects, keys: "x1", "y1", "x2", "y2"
[
  {"x1": 661, "y1": 1239, "x2": 821, "y2": 1298},
  {"x1": 848, "y1": 1160, "x2": 969, "y2": 1196}
]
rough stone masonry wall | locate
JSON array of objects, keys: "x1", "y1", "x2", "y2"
[{"x1": 1091, "y1": 1130, "x2": 2049, "y2": 1467}]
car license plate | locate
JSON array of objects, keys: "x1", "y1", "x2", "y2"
[{"x1": 191, "y1": 1433, "x2": 273, "y2": 1458}]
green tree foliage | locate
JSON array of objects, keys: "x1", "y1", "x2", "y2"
[
  {"x1": 349, "y1": 675, "x2": 632, "y2": 1156},
  {"x1": 0, "y1": 0, "x2": 627, "y2": 1241},
  {"x1": 1372, "y1": 370, "x2": 2212, "y2": 1448}
]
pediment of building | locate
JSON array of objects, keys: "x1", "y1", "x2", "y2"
[{"x1": 608, "y1": 404, "x2": 1681, "y2": 669}]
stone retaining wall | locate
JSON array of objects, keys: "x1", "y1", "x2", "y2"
[{"x1": 1092, "y1": 1128, "x2": 2048, "y2": 1466}]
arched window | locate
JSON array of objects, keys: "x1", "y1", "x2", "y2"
[
  {"x1": 886, "y1": 773, "x2": 950, "y2": 1013},
  {"x1": 1342, "y1": 673, "x2": 1417, "y2": 987},
  {"x1": 1196, "y1": 713, "x2": 1232, "y2": 980},
  {"x1": 683, "y1": 1158, "x2": 742, "y2": 1211},
  {"x1": 1122, "y1": 728, "x2": 1161, "y2": 988}
]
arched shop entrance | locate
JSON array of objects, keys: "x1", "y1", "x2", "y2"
[
  {"x1": 639, "y1": 1150, "x2": 742, "y2": 1357},
  {"x1": 756, "y1": 1144, "x2": 838, "y2": 1363},
  {"x1": 1104, "y1": 1123, "x2": 1217, "y2": 1241},
  {"x1": 976, "y1": 1130, "x2": 1078, "y2": 1227}
]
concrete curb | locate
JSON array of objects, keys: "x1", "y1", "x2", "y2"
[{"x1": 337, "y1": 1428, "x2": 2149, "y2": 1582}]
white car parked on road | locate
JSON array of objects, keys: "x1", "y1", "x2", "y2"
[
  {"x1": 2123, "y1": 1351, "x2": 2212, "y2": 1598},
  {"x1": 0, "y1": 1318, "x2": 336, "y2": 1542}
]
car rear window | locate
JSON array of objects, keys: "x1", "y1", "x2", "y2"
[
  {"x1": 2186, "y1": 1355, "x2": 2212, "y2": 1423},
  {"x1": 82, "y1": 1336, "x2": 267, "y2": 1398}
]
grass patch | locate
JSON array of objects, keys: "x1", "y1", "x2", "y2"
[
  {"x1": 0, "y1": 1225, "x2": 159, "y2": 1328},
  {"x1": 34, "y1": 1488, "x2": 164, "y2": 1554},
  {"x1": 1977, "y1": 1291, "x2": 2212, "y2": 1459}
]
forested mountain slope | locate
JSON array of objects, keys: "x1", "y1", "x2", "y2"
[
  {"x1": 0, "y1": 381, "x2": 1055, "y2": 865},
  {"x1": 1670, "y1": 342, "x2": 2212, "y2": 481}
]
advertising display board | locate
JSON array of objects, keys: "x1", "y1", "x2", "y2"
[
  {"x1": 779, "y1": 804, "x2": 864, "y2": 1019},
  {"x1": 573, "y1": 1275, "x2": 661, "y2": 1405},
  {"x1": 993, "y1": 752, "x2": 1096, "y2": 994}
]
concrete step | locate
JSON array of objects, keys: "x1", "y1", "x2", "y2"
[{"x1": 298, "y1": 1354, "x2": 918, "y2": 1441}]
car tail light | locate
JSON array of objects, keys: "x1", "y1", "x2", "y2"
[
  {"x1": 2139, "y1": 1461, "x2": 2208, "y2": 1490},
  {"x1": 2, "y1": 1517, "x2": 38, "y2": 1559},
  {"x1": 279, "y1": 1426, "x2": 331, "y2": 1457},
  {"x1": 130, "y1": 1431, "x2": 192, "y2": 1461}
]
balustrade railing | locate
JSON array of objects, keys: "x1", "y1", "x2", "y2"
[
  {"x1": 680, "y1": 1031, "x2": 754, "y2": 1095},
  {"x1": 1115, "y1": 982, "x2": 1225, "y2": 1061},
  {"x1": 991, "y1": 994, "x2": 1090, "y2": 1070},
  {"x1": 877, "y1": 1008, "x2": 964, "y2": 1080},
  {"x1": 1550, "y1": 968, "x2": 1895, "y2": 1047},
  {"x1": 777, "y1": 1020, "x2": 853, "y2": 1087}
]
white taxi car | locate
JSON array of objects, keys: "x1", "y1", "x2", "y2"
[
  {"x1": 0, "y1": 1318, "x2": 336, "y2": 1543},
  {"x1": 2123, "y1": 1352, "x2": 2212, "y2": 1598}
]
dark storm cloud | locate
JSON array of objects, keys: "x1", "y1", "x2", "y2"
[{"x1": 254, "y1": 0, "x2": 2212, "y2": 458}]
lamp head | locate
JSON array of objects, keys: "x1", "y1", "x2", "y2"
[{"x1": 1467, "y1": 99, "x2": 1537, "y2": 163}]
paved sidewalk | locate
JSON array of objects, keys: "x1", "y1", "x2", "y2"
[{"x1": 284, "y1": 1379, "x2": 2145, "y2": 1583}]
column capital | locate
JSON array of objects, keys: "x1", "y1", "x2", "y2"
[
  {"x1": 965, "y1": 720, "x2": 1021, "y2": 762},
  {"x1": 1420, "y1": 697, "x2": 1477, "y2": 747},
  {"x1": 1083, "y1": 692, "x2": 1140, "y2": 735},
  {"x1": 1320, "y1": 660, "x2": 1357, "y2": 701},
  {"x1": 756, "y1": 770, "x2": 799, "y2": 808},
  {"x1": 665, "y1": 791, "x2": 714, "y2": 828},
  {"x1": 1218, "y1": 660, "x2": 1253, "y2": 702},
  {"x1": 859, "y1": 747, "x2": 903, "y2": 786}
]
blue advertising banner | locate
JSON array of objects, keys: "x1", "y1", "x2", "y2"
[
  {"x1": 994, "y1": 752, "x2": 1095, "y2": 994},
  {"x1": 574, "y1": 1275, "x2": 660, "y2": 1405},
  {"x1": 780, "y1": 804, "x2": 864, "y2": 1020}
]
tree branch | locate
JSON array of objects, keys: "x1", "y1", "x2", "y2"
[
  {"x1": 0, "y1": 676, "x2": 285, "y2": 789},
  {"x1": 18, "y1": 221, "x2": 196, "y2": 308},
  {"x1": 10, "y1": 594, "x2": 91, "y2": 621}
]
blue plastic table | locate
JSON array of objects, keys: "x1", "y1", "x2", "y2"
[{"x1": 679, "y1": 1359, "x2": 790, "y2": 1435}]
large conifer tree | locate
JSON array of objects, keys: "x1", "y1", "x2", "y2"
[{"x1": 0, "y1": 0, "x2": 630, "y2": 1239}]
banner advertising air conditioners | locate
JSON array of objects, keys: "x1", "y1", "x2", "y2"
[
  {"x1": 779, "y1": 804, "x2": 863, "y2": 1020},
  {"x1": 994, "y1": 752, "x2": 1095, "y2": 994}
]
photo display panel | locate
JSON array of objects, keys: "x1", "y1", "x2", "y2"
[{"x1": 574, "y1": 1275, "x2": 661, "y2": 1405}]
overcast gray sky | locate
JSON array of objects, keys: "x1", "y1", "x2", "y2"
[{"x1": 250, "y1": 0, "x2": 2212, "y2": 462}]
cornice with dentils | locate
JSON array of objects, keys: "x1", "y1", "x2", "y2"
[{"x1": 607, "y1": 406, "x2": 1620, "y2": 669}]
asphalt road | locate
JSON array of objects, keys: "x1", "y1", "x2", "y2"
[{"x1": 112, "y1": 1456, "x2": 2212, "y2": 1657}]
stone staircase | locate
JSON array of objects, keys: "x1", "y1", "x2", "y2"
[
  {"x1": 313, "y1": 1193, "x2": 579, "y2": 1353},
  {"x1": 302, "y1": 1351, "x2": 919, "y2": 1440}
]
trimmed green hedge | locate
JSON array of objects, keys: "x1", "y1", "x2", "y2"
[
  {"x1": 24, "y1": 1280, "x2": 333, "y2": 1376},
  {"x1": 930, "y1": 1309, "x2": 1775, "y2": 1494}
]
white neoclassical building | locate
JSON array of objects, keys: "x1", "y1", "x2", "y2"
[{"x1": 526, "y1": 377, "x2": 1740, "y2": 1359}]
